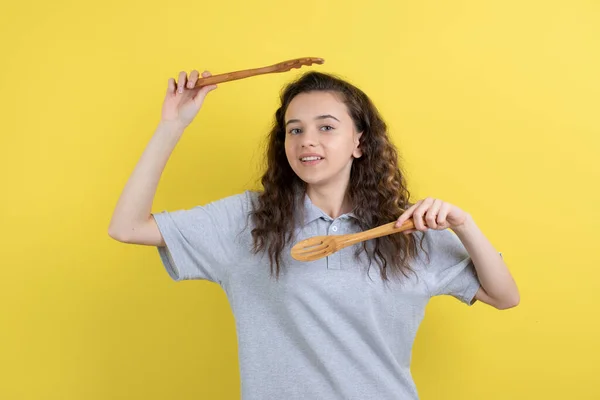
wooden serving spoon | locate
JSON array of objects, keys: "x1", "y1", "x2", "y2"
[
  {"x1": 192, "y1": 57, "x2": 325, "y2": 88},
  {"x1": 291, "y1": 219, "x2": 417, "y2": 262}
]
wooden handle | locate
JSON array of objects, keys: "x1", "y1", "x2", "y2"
[
  {"x1": 193, "y1": 57, "x2": 325, "y2": 87},
  {"x1": 342, "y1": 219, "x2": 417, "y2": 247}
]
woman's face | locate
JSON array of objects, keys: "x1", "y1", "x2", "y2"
[{"x1": 284, "y1": 91, "x2": 363, "y2": 189}]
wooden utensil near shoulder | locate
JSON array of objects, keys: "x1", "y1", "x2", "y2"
[
  {"x1": 193, "y1": 57, "x2": 324, "y2": 88},
  {"x1": 291, "y1": 218, "x2": 417, "y2": 262}
]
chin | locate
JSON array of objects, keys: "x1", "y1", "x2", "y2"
[
  {"x1": 291, "y1": 171, "x2": 319, "y2": 185},
  {"x1": 298, "y1": 175, "x2": 332, "y2": 187},
  {"x1": 294, "y1": 174, "x2": 317, "y2": 185},
  {"x1": 294, "y1": 171, "x2": 344, "y2": 188}
]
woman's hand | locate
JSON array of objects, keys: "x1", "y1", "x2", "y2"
[
  {"x1": 395, "y1": 197, "x2": 470, "y2": 234},
  {"x1": 160, "y1": 70, "x2": 218, "y2": 128}
]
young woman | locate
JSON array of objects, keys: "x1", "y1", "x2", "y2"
[{"x1": 109, "y1": 69, "x2": 519, "y2": 399}]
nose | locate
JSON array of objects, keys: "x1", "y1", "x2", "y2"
[{"x1": 300, "y1": 129, "x2": 319, "y2": 148}]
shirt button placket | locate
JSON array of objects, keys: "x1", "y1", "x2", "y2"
[{"x1": 328, "y1": 222, "x2": 342, "y2": 270}]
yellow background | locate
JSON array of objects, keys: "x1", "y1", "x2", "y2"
[{"x1": 1, "y1": 0, "x2": 598, "y2": 398}]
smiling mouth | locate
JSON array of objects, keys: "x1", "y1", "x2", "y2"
[{"x1": 300, "y1": 156, "x2": 324, "y2": 161}]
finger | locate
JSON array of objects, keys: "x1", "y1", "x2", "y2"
[
  {"x1": 395, "y1": 202, "x2": 418, "y2": 228},
  {"x1": 437, "y1": 202, "x2": 451, "y2": 227},
  {"x1": 187, "y1": 70, "x2": 200, "y2": 88},
  {"x1": 194, "y1": 71, "x2": 218, "y2": 103},
  {"x1": 413, "y1": 199, "x2": 433, "y2": 231},
  {"x1": 195, "y1": 70, "x2": 211, "y2": 89},
  {"x1": 413, "y1": 211, "x2": 426, "y2": 231},
  {"x1": 166, "y1": 77, "x2": 176, "y2": 95},
  {"x1": 177, "y1": 71, "x2": 187, "y2": 93},
  {"x1": 426, "y1": 199, "x2": 443, "y2": 229},
  {"x1": 198, "y1": 70, "x2": 218, "y2": 92}
]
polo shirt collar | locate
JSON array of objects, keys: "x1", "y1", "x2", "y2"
[{"x1": 301, "y1": 192, "x2": 360, "y2": 225}]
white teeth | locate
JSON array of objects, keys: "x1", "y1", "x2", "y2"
[{"x1": 301, "y1": 156, "x2": 323, "y2": 161}]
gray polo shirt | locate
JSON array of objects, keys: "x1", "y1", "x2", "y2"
[{"x1": 152, "y1": 190, "x2": 481, "y2": 400}]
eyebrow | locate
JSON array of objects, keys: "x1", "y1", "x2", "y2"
[{"x1": 285, "y1": 114, "x2": 340, "y2": 127}]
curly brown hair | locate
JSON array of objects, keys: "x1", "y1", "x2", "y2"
[{"x1": 249, "y1": 71, "x2": 426, "y2": 281}]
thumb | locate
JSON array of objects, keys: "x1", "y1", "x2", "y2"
[
  {"x1": 192, "y1": 70, "x2": 217, "y2": 105},
  {"x1": 192, "y1": 84, "x2": 217, "y2": 106},
  {"x1": 199, "y1": 83, "x2": 218, "y2": 96}
]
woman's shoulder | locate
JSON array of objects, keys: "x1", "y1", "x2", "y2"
[
  {"x1": 202, "y1": 189, "x2": 261, "y2": 210},
  {"x1": 410, "y1": 228, "x2": 470, "y2": 269},
  {"x1": 416, "y1": 228, "x2": 462, "y2": 249}
]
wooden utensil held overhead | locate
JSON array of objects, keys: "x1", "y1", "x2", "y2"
[
  {"x1": 193, "y1": 57, "x2": 325, "y2": 88},
  {"x1": 291, "y1": 219, "x2": 417, "y2": 262}
]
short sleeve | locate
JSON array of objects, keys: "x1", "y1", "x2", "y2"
[
  {"x1": 151, "y1": 191, "x2": 253, "y2": 284},
  {"x1": 421, "y1": 229, "x2": 483, "y2": 306}
]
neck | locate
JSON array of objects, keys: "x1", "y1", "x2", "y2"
[{"x1": 306, "y1": 180, "x2": 353, "y2": 220}]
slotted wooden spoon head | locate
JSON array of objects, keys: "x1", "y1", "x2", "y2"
[
  {"x1": 272, "y1": 57, "x2": 325, "y2": 72},
  {"x1": 291, "y1": 236, "x2": 339, "y2": 262}
]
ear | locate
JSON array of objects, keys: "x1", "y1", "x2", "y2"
[{"x1": 353, "y1": 131, "x2": 363, "y2": 158}]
